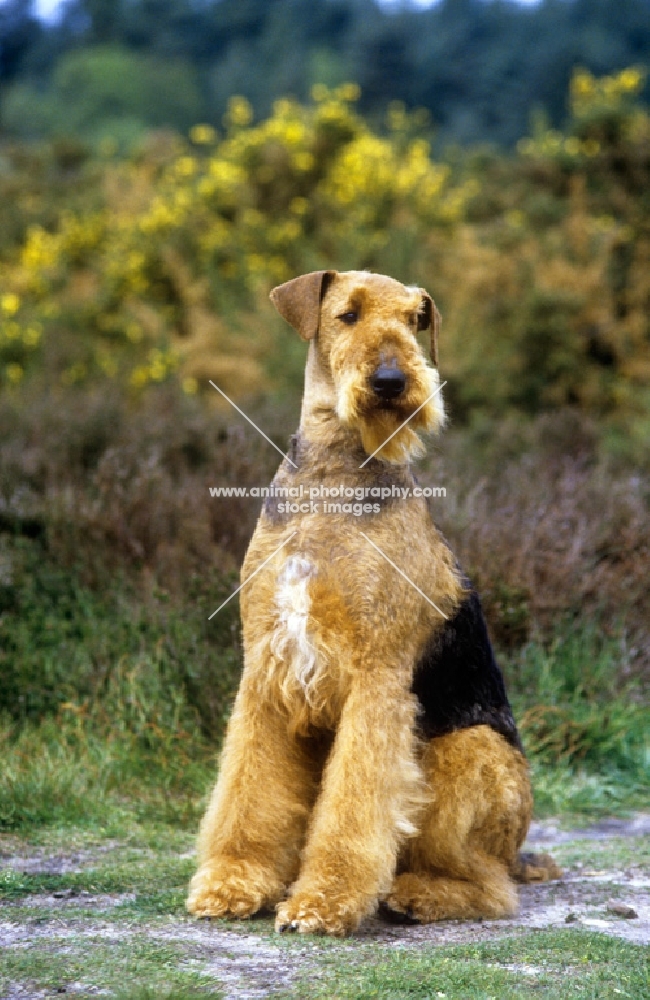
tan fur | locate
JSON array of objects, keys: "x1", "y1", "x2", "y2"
[
  {"x1": 387, "y1": 727, "x2": 531, "y2": 921},
  {"x1": 186, "y1": 270, "x2": 559, "y2": 935}
]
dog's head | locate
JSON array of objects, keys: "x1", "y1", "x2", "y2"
[{"x1": 270, "y1": 269, "x2": 445, "y2": 464}]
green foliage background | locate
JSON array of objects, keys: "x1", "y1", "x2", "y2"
[
  {"x1": 2, "y1": 0, "x2": 650, "y2": 148},
  {"x1": 0, "y1": 6, "x2": 648, "y2": 826},
  {"x1": 1, "y1": 69, "x2": 649, "y2": 447}
]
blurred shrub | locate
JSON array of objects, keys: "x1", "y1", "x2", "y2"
[
  {"x1": 0, "y1": 646, "x2": 217, "y2": 828},
  {"x1": 0, "y1": 70, "x2": 648, "y2": 448},
  {"x1": 438, "y1": 66, "x2": 650, "y2": 454},
  {"x1": 0, "y1": 378, "x2": 644, "y2": 805},
  {"x1": 0, "y1": 384, "x2": 648, "y2": 713},
  {"x1": 0, "y1": 535, "x2": 241, "y2": 739},
  {"x1": 0, "y1": 69, "x2": 647, "y2": 769},
  {"x1": 3, "y1": 46, "x2": 203, "y2": 147},
  {"x1": 425, "y1": 411, "x2": 650, "y2": 678},
  {"x1": 0, "y1": 530, "x2": 243, "y2": 742},
  {"x1": 0, "y1": 384, "x2": 286, "y2": 737},
  {"x1": 0, "y1": 85, "x2": 472, "y2": 400}
]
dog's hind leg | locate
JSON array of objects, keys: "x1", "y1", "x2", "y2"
[
  {"x1": 186, "y1": 667, "x2": 319, "y2": 919},
  {"x1": 385, "y1": 726, "x2": 534, "y2": 922}
]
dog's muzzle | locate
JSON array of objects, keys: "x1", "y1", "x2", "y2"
[{"x1": 370, "y1": 361, "x2": 407, "y2": 401}]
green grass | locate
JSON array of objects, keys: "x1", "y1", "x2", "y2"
[
  {"x1": 0, "y1": 708, "x2": 217, "y2": 831},
  {"x1": 0, "y1": 832, "x2": 224, "y2": 996},
  {"x1": 0, "y1": 701, "x2": 645, "y2": 838},
  {"x1": 0, "y1": 938, "x2": 221, "y2": 999},
  {"x1": 529, "y1": 761, "x2": 649, "y2": 819},
  {"x1": 0, "y1": 852, "x2": 193, "y2": 904},
  {"x1": 115, "y1": 990, "x2": 220, "y2": 1000},
  {"x1": 556, "y1": 836, "x2": 650, "y2": 871},
  {"x1": 2, "y1": 831, "x2": 637, "y2": 904},
  {"x1": 280, "y1": 933, "x2": 649, "y2": 999},
  {"x1": 0, "y1": 534, "x2": 242, "y2": 738},
  {"x1": 4, "y1": 923, "x2": 644, "y2": 1000},
  {"x1": 504, "y1": 624, "x2": 649, "y2": 819}
]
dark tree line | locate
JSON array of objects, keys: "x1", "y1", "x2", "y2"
[{"x1": 1, "y1": 0, "x2": 649, "y2": 146}]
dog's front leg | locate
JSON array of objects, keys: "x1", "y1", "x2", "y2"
[
  {"x1": 187, "y1": 672, "x2": 317, "y2": 919},
  {"x1": 275, "y1": 670, "x2": 421, "y2": 935}
]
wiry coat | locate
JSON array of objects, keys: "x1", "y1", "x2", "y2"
[{"x1": 187, "y1": 270, "x2": 559, "y2": 935}]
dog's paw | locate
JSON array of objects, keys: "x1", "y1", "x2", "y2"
[
  {"x1": 186, "y1": 858, "x2": 284, "y2": 919},
  {"x1": 382, "y1": 873, "x2": 429, "y2": 922},
  {"x1": 514, "y1": 851, "x2": 563, "y2": 883},
  {"x1": 275, "y1": 892, "x2": 365, "y2": 936},
  {"x1": 384, "y1": 871, "x2": 518, "y2": 923}
]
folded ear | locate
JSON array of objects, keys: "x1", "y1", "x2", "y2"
[
  {"x1": 270, "y1": 270, "x2": 337, "y2": 341},
  {"x1": 417, "y1": 292, "x2": 441, "y2": 368}
]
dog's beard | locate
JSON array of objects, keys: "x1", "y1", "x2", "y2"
[{"x1": 336, "y1": 366, "x2": 445, "y2": 464}]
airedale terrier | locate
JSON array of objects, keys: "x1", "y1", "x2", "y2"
[{"x1": 187, "y1": 270, "x2": 560, "y2": 935}]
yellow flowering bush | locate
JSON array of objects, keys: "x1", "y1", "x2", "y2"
[
  {"x1": 0, "y1": 85, "x2": 467, "y2": 395},
  {"x1": 518, "y1": 66, "x2": 647, "y2": 162},
  {"x1": 0, "y1": 70, "x2": 648, "y2": 447},
  {"x1": 438, "y1": 67, "x2": 650, "y2": 451},
  {"x1": 570, "y1": 66, "x2": 644, "y2": 120}
]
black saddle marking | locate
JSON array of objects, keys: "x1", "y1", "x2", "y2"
[{"x1": 411, "y1": 586, "x2": 523, "y2": 752}]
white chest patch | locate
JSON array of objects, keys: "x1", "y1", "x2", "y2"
[{"x1": 271, "y1": 555, "x2": 318, "y2": 696}]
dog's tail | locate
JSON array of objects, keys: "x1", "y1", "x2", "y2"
[{"x1": 512, "y1": 851, "x2": 562, "y2": 883}]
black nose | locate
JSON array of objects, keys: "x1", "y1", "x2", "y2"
[{"x1": 370, "y1": 363, "x2": 406, "y2": 400}]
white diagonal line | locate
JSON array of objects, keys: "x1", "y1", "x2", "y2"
[
  {"x1": 209, "y1": 380, "x2": 298, "y2": 469},
  {"x1": 208, "y1": 532, "x2": 297, "y2": 620},
  {"x1": 359, "y1": 531, "x2": 448, "y2": 619},
  {"x1": 359, "y1": 382, "x2": 447, "y2": 468}
]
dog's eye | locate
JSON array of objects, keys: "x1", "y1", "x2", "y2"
[{"x1": 338, "y1": 311, "x2": 359, "y2": 325}]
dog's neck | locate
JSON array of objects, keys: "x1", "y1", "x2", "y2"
[{"x1": 297, "y1": 343, "x2": 365, "y2": 461}]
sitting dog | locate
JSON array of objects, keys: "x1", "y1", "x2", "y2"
[{"x1": 187, "y1": 270, "x2": 559, "y2": 935}]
